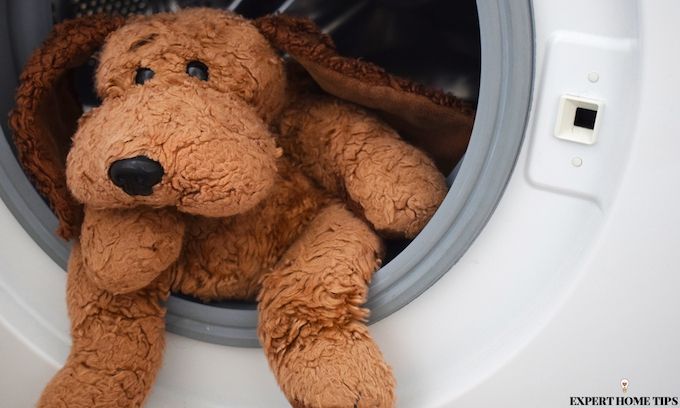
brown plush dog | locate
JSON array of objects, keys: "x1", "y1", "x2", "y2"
[{"x1": 11, "y1": 8, "x2": 474, "y2": 408}]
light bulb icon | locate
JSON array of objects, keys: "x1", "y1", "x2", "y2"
[{"x1": 621, "y1": 378, "x2": 629, "y2": 393}]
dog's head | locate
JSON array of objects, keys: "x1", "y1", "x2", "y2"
[
  {"x1": 11, "y1": 8, "x2": 474, "y2": 240},
  {"x1": 69, "y1": 9, "x2": 285, "y2": 221}
]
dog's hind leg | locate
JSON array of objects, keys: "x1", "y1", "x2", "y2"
[
  {"x1": 37, "y1": 244, "x2": 172, "y2": 408},
  {"x1": 258, "y1": 202, "x2": 396, "y2": 408}
]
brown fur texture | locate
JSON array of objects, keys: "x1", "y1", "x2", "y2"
[
  {"x1": 256, "y1": 15, "x2": 476, "y2": 174},
  {"x1": 68, "y1": 11, "x2": 285, "y2": 218},
  {"x1": 80, "y1": 207, "x2": 185, "y2": 294},
  {"x1": 280, "y1": 95, "x2": 447, "y2": 238},
  {"x1": 10, "y1": 8, "x2": 472, "y2": 408},
  {"x1": 10, "y1": 15, "x2": 125, "y2": 239},
  {"x1": 258, "y1": 203, "x2": 394, "y2": 407},
  {"x1": 38, "y1": 244, "x2": 172, "y2": 407}
]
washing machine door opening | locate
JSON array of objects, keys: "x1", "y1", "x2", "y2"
[{"x1": 0, "y1": 0, "x2": 532, "y2": 347}]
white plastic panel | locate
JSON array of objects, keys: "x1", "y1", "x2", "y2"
[
  {"x1": 442, "y1": 0, "x2": 680, "y2": 406},
  {"x1": 527, "y1": 32, "x2": 639, "y2": 208}
]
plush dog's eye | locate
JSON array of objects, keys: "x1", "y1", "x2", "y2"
[
  {"x1": 186, "y1": 61, "x2": 209, "y2": 81},
  {"x1": 135, "y1": 67, "x2": 154, "y2": 85}
]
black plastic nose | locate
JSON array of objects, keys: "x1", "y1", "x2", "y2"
[{"x1": 108, "y1": 156, "x2": 164, "y2": 196}]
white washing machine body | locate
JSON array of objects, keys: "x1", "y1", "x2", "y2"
[{"x1": 2, "y1": 0, "x2": 680, "y2": 407}]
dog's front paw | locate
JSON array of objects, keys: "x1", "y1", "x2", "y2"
[
  {"x1": 344, "y1": 144, "x2": 447, "y2": 239},
  {"x1": 275, "y1": 332, "x2": 395, "y2": 408}
]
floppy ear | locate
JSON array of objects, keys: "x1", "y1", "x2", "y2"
[
  {"x1": 255, "y1": 14, "x2": 475, "y2": 174},
  {"x1": 9, "y1": 15, "x2": 124, "y2": 240}
]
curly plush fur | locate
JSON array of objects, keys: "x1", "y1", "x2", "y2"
[{"x1": 11, "y1": 8, "x2": 474, "y2": 408}]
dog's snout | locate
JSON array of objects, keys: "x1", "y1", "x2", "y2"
[{"x1": 108, "y1": 156, "x2": 164, "y2": 196}]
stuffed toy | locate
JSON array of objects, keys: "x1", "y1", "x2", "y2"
[{"x1": 10, "y1": 8, "x2": 474, "y2": 408}]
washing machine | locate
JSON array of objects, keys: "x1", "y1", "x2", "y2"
[{"x1": 1, "y1": 0, "x2": 679, "y2": 407}]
